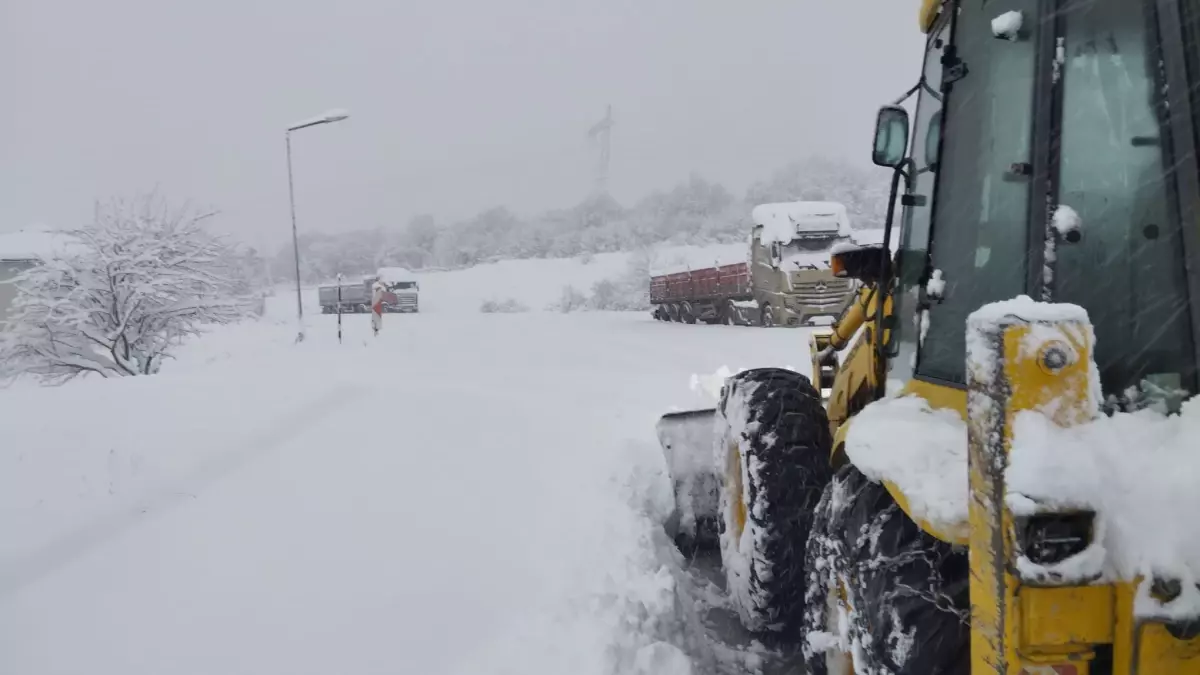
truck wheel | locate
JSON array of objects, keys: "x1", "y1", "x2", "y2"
[
  {"x1": 720, "y1": 300, "x2": 737, "y2": 326},
  {"x1": 680, "y1": 302, "x2": 697, "y2": 324},
  {"x1": 716, "y1": 367, "x2": 836, "y2": 633},
  {"x1": 666, "y1": 303, "x2": 680, "y2": 322},
  {"x1": 759, "y1": 303, "x2": 776, "y2": 328},
  {"x1": 801, "y1": 465, "x2": 970, "y2": 675}
]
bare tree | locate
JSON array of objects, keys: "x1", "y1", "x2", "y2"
[{"x1": 0, "y1": 194, "x2": 247, "y2": 383}]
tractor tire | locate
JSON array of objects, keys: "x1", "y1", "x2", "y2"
[
  {"x1": 801, "y1": 465, "x2": 970, "y2": 675},
  {"x1": 760, "y1": 303, "x2": 776, "y2": 328},
  {"x1": 715, "y1": 367, "x2": 836, "y2": 634}
]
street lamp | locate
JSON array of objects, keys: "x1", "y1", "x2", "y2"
[{"x1": 286, "y1": 108, "x2": 350, "y2": 343}]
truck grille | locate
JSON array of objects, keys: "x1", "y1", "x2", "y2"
[
  {"x1": 790, "y1": 279, "x2": 855, "y2": 309},
  {"x1": 395, "y1": 295, "x2": 418, "y2": 307}
]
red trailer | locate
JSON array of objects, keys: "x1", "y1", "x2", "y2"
[{"x1": 649, "y1": 262, "x2": 753, "y2": 325}]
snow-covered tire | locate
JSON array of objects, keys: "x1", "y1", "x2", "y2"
[
  {"x1": 715, "y1": 367, "x2": 836, "y2": 633},
  {"x1": 759, "y1": 303, "x2": 775, "y2": 328},
  {"x1": 680, "y1": 302, "x2": 697, "y2": 324},
  {"x1": 801, "y1": 465, "x2": 970, "y2": 675},
  {"x1": 667, "y1": 303, "x2": 681, "y2": 322},
  {"x1": 721, "y1": 300, "x2": 737, "y2": 326}
]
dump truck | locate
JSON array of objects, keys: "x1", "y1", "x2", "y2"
[
  {"x1": 318, "y1": 279, "x2": 372, "y2": 314},
  {"x1": 318, "y1": 273, "x2": 420, "y2": 314},
  {"x1": 649, "y1": 201, "x2": 862, "y2": 327},
  {"x1": 656, "y1": 1, "x2": 1200, "y2": 674}
]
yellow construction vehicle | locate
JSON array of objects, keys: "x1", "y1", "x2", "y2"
[{"x1": 655, "y1": 0, "x2": 1200, "y2": 673}]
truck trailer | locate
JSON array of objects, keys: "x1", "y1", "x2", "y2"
[{"x1": 649, "y1": 201, "x2": 865, "y2": 327}]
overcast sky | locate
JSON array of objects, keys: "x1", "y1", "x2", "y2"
[{"x1": 1, "y1": 0, "x2": 924, "y2": 250}]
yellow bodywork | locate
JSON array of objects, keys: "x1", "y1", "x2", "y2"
[
  {"x1": 814, "y1": 272, "x2": 1200, "y2": 673},
  {"x1": 918, "y1": 0, "x2": 942, "y2": 33},
  {"x1": 964, "y1": 315, "x2": 1200, "y2": 674},
  {"x1": 967, "y1": 317, "x2": 1101, "y2": 675},
  {"x1": 818, "y1": 284, "x2": 892, "y2": 439},
  {"x1": 815, "y1": 281, "x2": 970, "y2": 542}
]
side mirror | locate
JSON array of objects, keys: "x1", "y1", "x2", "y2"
[
  {"x1": 872, "y1": 105, "x2": 910, "y2": 168},
  {"x1": 831, "y1": 244, "x2": 891, "y2": 285}
]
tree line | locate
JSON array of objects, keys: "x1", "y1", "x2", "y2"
[{"x1": 270, "y1": 156, "x2": 890, "y2": 284}]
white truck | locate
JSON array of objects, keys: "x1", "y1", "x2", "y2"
[{"x1": 375, "y1": 267, "x2": 420, "y2": 313}]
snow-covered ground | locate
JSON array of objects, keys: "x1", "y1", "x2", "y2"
[{"x1": 0, "y1": 289, "x2": 812, "y2": 675}]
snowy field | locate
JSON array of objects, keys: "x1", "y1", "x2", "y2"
[{"x1": 0, "y1": 286, "x2": 813, "y2": 675}]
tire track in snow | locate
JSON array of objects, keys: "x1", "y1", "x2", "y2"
[{"x1": 0, "y1": 383, "x2": 369, "y2": 598}]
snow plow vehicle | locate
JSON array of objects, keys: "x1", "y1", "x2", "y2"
[{"x1": 657, "y1": 1, "x2": 1200, "y2": 674}]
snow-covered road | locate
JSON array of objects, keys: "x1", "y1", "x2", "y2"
[{"x1": 1, "y1": 308, "x2": 811, "y2": 675}]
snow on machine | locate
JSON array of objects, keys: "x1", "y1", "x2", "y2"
[{"x1": 657, "y1": 1, "x2": 1200, "y2": 673}]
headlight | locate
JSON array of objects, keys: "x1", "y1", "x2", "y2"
[
  {"x1": 1150, "y1": 577, "x2": 1183, "y2": 604},
  {"x1": 1016, "y1": 511, "x2": 1094, "y2": 565}
]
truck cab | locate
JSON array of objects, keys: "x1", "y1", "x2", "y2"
[
  {"x1": 748, "y1": 201, "x2": 859, "y2": 326},
  {"x1": 374, "y1": 267, "x2": 420, "y2": 313}
]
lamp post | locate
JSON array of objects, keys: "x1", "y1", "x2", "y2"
[{"x1": 286, "y1": 108, "x2": 350, "y2": 343}]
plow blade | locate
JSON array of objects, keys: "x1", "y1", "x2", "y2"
[{"x1": 656, "y1": 408, "x2": 721, "y2": 549}]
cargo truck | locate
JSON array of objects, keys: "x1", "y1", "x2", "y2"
[
  {"x1": 649, "y1": 201, "x2": 865, "y2": 327},
  {"x1": 318, "y1": 270, "x2": 420, "y2": 314}
]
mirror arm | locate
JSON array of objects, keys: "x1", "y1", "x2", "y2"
[
  {"x1": 892, "y1": 80, "x2": 923, "y2": 106},
  {"x1": 872, "y1": 163, "x2": 908, "y2": 402}
]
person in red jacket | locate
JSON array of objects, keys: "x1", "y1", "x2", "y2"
[{"x1": 371, "y1": 281, "x2": 385, "y2": 336}]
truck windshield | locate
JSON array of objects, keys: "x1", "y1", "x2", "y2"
[
  {"x1": 779, "y1": 240, "x2": 837, "y2": 270},
  {"x1": 789, "y1": 236, "x2": 841, "y2": 253},
  {"x1": 391, "y1": 282, "x2": 417, "y2": 290}
]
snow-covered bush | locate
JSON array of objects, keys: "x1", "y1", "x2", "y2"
[
  {"x1": 0, "y1": 194, "x2": 246, "y2": 383},
  {"x1": 588, "y1": 278, "x2": 648, "y2": 311},
  {"x1": 480, "y1": 298, "x2": 530, "y2": 314},
  {"x1": 586, "y1": 247, "x2": 654, "y2": 311},
  {"x1": 549, "y1": 285, "x2": 589, "y2": 313}
]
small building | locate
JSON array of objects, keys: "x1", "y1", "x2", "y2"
[{"x1": 0, "y1": 227, "x2": 72, "y2": 324}]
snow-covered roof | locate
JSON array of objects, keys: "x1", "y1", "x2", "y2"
[
  {"x1": 0, "y1": 227, "x2": 75, "y2": 262},
  {"x1": 377, "y1": 267, "x2": 415, "y2": 283},
  {"x1": 752, "y1": 201, "x2": 851, "y2": 246}
]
